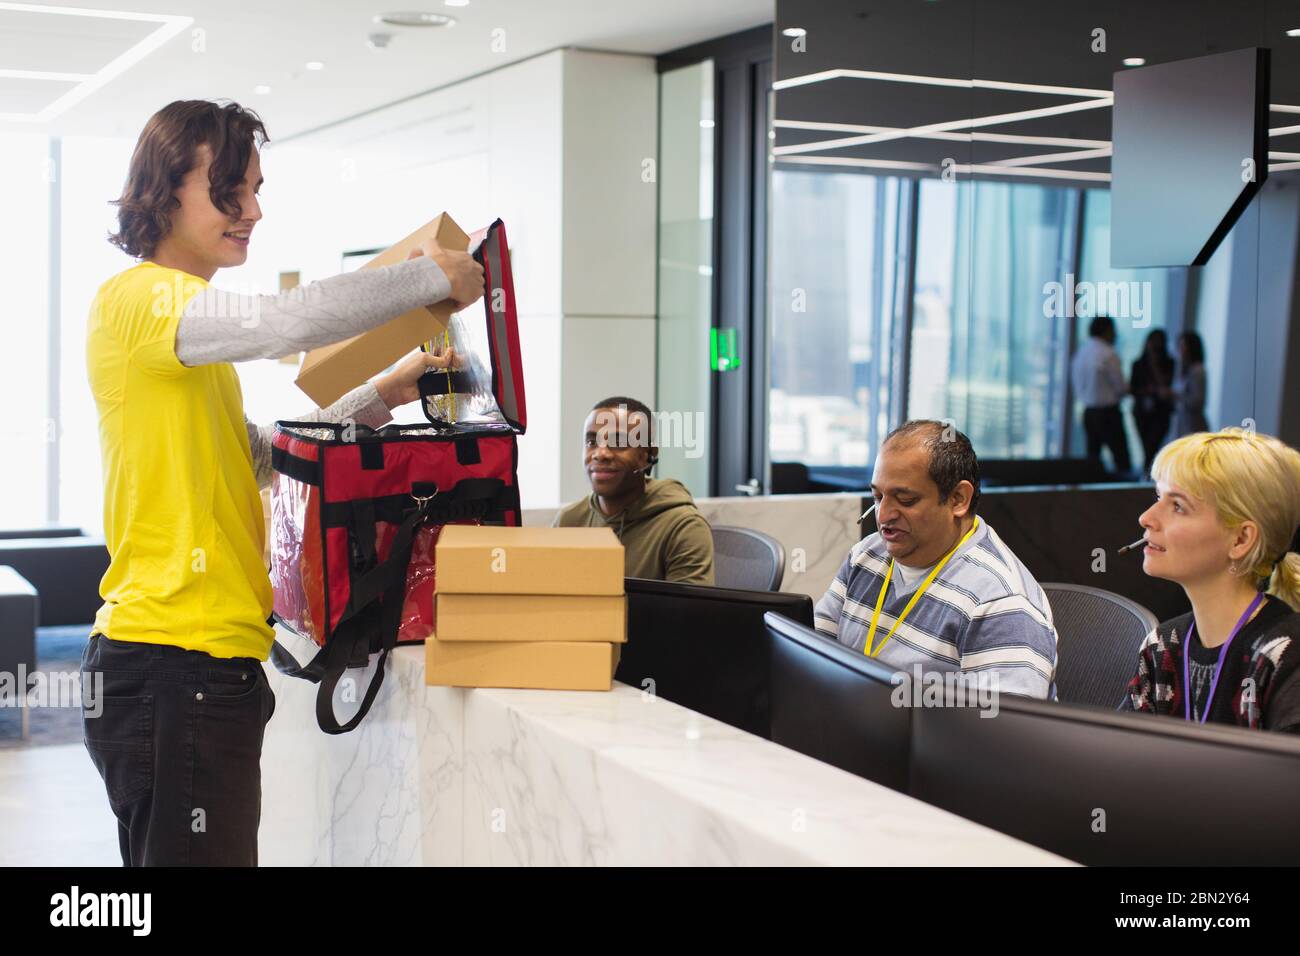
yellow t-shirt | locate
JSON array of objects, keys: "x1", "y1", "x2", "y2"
[{"x1": 87, "y1": 261, "x2": 273, "y2": 660}]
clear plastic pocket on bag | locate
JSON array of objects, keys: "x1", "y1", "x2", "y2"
[
  {"x1": 271, "y1": 461, "x2": 486, "y2": 647},
  {"x1": 270, "y1": 470, "x2": 324, "y2": 645}
]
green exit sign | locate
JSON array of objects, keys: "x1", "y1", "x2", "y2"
[{"x1": 710, "y1": 327, "x2": 740, "y2": 372}]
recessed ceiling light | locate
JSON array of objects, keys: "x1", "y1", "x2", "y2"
[
  {"x1": 782, "y1": 27, "x2": 806, "y2": 37},
  {"x1": 1123, "y1": 57, "x2": 1146, "y2": 67},
  {"x1": 254, "y1": 85, "x2": 272, "y2": 95},
  {"x1": 376, "y1": 11, "x2": 456, "y2": 27},
  {"x1": 306, "y1": 61, "x2": 324, "y2": 70},
  {"x1": 445, "y1": 0, "x2": 470, "y2": 6}
]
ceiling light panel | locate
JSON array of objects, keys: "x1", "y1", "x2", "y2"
[
  {"x1": 0, "y1": 2, "x2": 192, "y2": 123},
  {"x1": 0, "y1": 6, "x2": 156, "y2": 74},
  {"x1": 0, "y1": 73, "x2": 77, "y2": 113}
]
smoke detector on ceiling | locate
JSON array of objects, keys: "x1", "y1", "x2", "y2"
[{"x1": 375, "y1": 11, "x2": 457, "y2": 28}]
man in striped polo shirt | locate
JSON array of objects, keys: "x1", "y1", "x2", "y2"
[{"x1": 815, "y1": 420, "x2": 1058, "y2": 699}]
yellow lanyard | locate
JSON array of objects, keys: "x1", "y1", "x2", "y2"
[{"x1": 865, "y1": 518, "x2": 979, "y2": 658}]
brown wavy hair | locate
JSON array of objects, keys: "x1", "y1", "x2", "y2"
[{"x1": 109, "y1": 100, "x2": 269, "y2": 259}]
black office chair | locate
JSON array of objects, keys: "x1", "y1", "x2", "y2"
[
  {"x1": 710, "y1": 526, "x2": 785, "y2": 591},
  {"x1": 1042, "y1": 582, "x2": 1157, "y2": 710}
]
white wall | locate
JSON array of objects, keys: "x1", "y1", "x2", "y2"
[
  {"x1": 0, "y1": 134, "x2": 52, "y2": 529},
  {"x1": 558, "y1": 51, "x2": 659, "y2": 502}
]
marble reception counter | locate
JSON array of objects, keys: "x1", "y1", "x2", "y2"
[{"x1": 259, "y1": 629, "x2": 1068, "y2": 866}]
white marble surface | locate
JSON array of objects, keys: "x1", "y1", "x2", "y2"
[
  {"x1": 525, "y1": 491, "x2": 863, "y2": 599},
  {"x1": 260, "y1": 636, "x2": 462, "y2": 866},
  {"x1": 260, "y1": 630, "x2": 1069, "y2": 867}
]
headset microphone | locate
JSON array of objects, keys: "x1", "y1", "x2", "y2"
[{"x1": 631, "y1": 455, "x2": 660, "y2": 477}]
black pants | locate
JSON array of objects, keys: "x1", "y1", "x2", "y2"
[
  {"x1": 1082, "y1": 404, "x2": 1132, "y2": 476},
  {"x1": 1133, "y1": 409, "x2": 1171, "y2": 474},
  {"x1": 80, "y1": 634, "x2": 275, "y2": 866}
]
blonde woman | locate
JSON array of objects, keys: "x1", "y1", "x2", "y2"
[{"x1": 1125, "y1": 428, "x2": 1300, "y2": 732}]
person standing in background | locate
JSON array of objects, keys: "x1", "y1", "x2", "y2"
[
  {"x1": 1070, "y1": 315, "x2": 1131, "y2": 476},
  {"x1": 1130, "y1": 329, "x2": 1175, "y2": 473},
  {"x1": 1171, "y1": 331, "x2": 1209, "y2": 437}
]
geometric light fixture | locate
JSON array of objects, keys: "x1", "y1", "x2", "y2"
[
  {"x1": 774, "y1": 65, "x2": 1300, "y2": 184},
  {"x1": 774, "y1": 96, "x2": 1113, "y2": 155},
  {"x1": 772, "y1": 67, "x2": 1116, "y2": 180},
  {"x1": 0, "y1": 2, "x2": 192, "y2": 123}
]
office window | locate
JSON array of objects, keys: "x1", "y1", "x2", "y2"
[
  {"x1": 0, "y1": 133, "x2": 52, "y2": 530},
  {"x1": 909, "y1": 178, "x2": 1076, "y2": 459},
  {"x1": 656, "y1": 60, "x2": 714, "y2": 496},
  {"x1": 59, "y1": 136, "x2": 137, "y2": 536},
  {"x1": 1073, "y1": 188, "x2": 1185, "y2": 467},
  {"x1": 769, "y1": 170, "x2": 905, "y2": 474}
]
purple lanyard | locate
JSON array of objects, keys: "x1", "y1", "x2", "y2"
[{"x1": 1183, "y1": 593, "x2": 1264, "y2": 723}]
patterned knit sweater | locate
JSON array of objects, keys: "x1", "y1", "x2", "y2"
[{"x1": 1123, "y1": 596, "x2": 1300, "y2": 733}]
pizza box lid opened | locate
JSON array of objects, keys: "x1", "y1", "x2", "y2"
[{"x1": 294, "y1": 212, "x2": 469, "y2": 407}]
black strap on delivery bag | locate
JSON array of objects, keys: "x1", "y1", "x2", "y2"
[{"x1": 270, "y1": 468, "x2": 511, "y2": 734}]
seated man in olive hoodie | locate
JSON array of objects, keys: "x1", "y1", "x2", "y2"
[{"x1": 553, "y1": 396, "x2": 715, "y2": 585}]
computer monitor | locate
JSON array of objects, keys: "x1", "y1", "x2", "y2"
[
  {"x1": 765, "y1": 612, "x2": 913, "y2": 792},
  {"x1": 910, "y1": 695, "x2": 1300, "y2": 866},
  {"x1": 617, "y1": 577, "x2": 813, "y2": 739}
]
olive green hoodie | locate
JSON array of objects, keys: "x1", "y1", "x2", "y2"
[{"x1": 552, "y1": 478, "x2": 714, "y2": 585}]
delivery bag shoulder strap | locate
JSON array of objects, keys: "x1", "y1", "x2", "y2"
[
  {"x1": 271, "y1": 477, "x2": 511, "y2": 733},
  {"x1": 313, "y1": 500, "x2": 424, "y2": 734},
  {"x1": 271, "y1": 500, "x2": 424, "y2": 734}
]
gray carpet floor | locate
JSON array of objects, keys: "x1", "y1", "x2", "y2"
[{"x1": 0, "y1": 626, "x2": 91, "y2": 750}]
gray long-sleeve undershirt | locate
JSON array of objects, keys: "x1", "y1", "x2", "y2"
[{"x1": 172, "y1": 256, "x2": 453, "y2": 488}]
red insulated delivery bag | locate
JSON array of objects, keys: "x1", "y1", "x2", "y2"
[{"x1": 269, "y1": 218, "x2": 525, "y2": 733}]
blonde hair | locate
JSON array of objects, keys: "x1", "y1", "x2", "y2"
[{"x1": 1151, "y1": 428, "x2": 1300, "y2": 610}]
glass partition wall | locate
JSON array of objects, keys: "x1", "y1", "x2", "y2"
[
  {"x1": 656, "y1": 60, "x2": 715, "y2": 497},
  {"x1": 766, "y1": 0, "x2": 1297, "y2": 489}
]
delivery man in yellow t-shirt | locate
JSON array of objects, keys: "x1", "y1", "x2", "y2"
[{"x1": 82, "y1": 99, "x2": 484, "y2": 866}]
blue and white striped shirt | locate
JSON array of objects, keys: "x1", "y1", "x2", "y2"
[{"x1": 814, "y1": 519, "x2": 1058, "y2": 699}]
